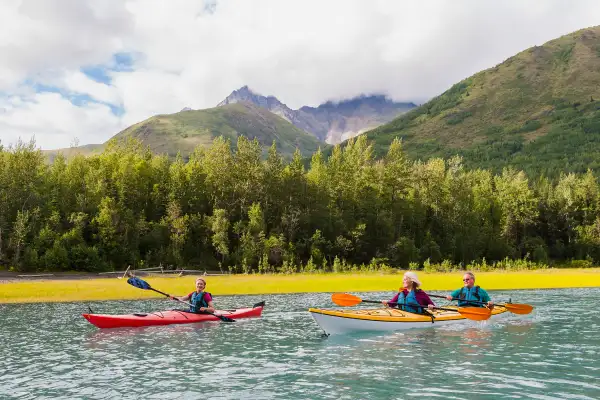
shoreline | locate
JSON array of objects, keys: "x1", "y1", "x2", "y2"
[{"x1": 1, "y1": 269, "x2": 599, "y2": 304}]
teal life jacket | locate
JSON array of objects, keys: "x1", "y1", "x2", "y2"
[
  {"x1": 457, "y1": 286, "x2": 482, "y2": 307},
  {"x1": 190, "y1": 291, "x2": 211, "y2": 313},
  {"x1": 398, "y1": 290, "x2": 422, "y2": 314}
]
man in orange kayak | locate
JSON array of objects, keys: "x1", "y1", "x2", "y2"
[
  {"x1": 382, "y1": 271, "x2": 435, "y2": 313},
  {"x1": 445, "y1": 271, "x2": 494, "y2": 307},
  {"x1": 171, "y1": 277, "x2": 216, "y2": 313}
]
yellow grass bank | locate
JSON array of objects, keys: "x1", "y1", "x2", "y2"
[{"x1": 1, "y1": 269, "x2": 600, "y2": 304}]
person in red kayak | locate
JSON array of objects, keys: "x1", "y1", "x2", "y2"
[
  {"x1": 382, "y1": 271, "x2": 435, "y2": 313},
  {"x1": 171, "y1": 277, "x2": 216, "y2": 313}
]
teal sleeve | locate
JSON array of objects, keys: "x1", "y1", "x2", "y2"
[
  {"x1": 450, "y1": 289, "x2": 461, "y2": 298},
  {"x1": 479, "y1": 288, "x2": 491, "y2": 302}
]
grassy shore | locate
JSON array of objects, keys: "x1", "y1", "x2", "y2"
[{"x1": 1, "y1": 269, "x2": 600, "y2": 304}]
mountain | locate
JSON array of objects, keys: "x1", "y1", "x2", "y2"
[
  {"x1": 111, "y1": 102, "x2": 321, "y2": 158},
  {"x1": 365, "y1": 26, "x2": 600, "y2": 177},
  {"x1": 47, "y1": 102, "x2": 322, "y2": 160},
  {"x1": 44, "y1": 143, "x2": 103, "y2": 163},
  {"x1": 218, "y1": 86, "x2": 416, "y2": 143},
  {"x1": 300, "y1": 95, "x2": 416, "y2": 143}
]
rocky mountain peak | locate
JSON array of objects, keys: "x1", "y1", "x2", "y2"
[
  {"x1": 217, "y1": 86, "x2": 285, "y2": 109},
  {"x1": 216, "y1": 86, "x2": 416, "y2": 143}
]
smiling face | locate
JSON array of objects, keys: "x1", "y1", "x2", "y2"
[
  {"x1": 462, "y1": 273, "x2": 474, "y2": 288},
  {"x1": 402, "y1": 276, "x2": 412, "y2": 289},
  {"x1": 195, "y1": 279, "x2": 206, "y2": 292}
]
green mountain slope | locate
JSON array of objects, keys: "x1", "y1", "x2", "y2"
[
  {"x1": 112, "y1": 102, "x2": 321, "y2": 158},
  {"x1": 366, "y1": 26, "x2": 600, "y2": 176}
]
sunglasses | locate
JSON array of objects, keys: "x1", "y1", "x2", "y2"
[{"x1": 463, "y1": 278, "x2": 472, "y2": 282}]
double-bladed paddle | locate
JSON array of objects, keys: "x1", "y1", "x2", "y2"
[
  {"x1": 427, "y1": 294, "x2": 533, "y2": 315},
  {"x1": 331, "y1": 293, "x2": 492, "y2": 321},
  {"x1": 126, "y1": 276, "x2": 235, "y2": 322}
]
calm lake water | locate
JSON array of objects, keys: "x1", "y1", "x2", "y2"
[{"x1": 1, "y1": 288, "x2": 599, "y2": 399}]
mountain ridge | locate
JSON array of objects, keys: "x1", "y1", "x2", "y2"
[{"x1": 217, "y1": 86, "x2": 416, "y2": 143}]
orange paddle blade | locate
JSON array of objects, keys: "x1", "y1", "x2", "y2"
[
  {"x1": 456, "y1": 307, "x2": 492, "y2": 321},
  {"x1": 331, "y1": 293, "x2": 362, "y2": 307},
  {"x1": 501, "y1": 303, "x2": 534, "y2": 315}
]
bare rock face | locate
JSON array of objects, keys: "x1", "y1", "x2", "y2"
[
  {"x1": 217, "y1": 86, "x2": 416, "y2": 143},
  {"x1": 299, "y1": 95, "x2": 416, "y2": 144}
]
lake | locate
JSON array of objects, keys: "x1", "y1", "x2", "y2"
[{"x1": 1, "y1": 288, "x2": 599, "y2": 399}]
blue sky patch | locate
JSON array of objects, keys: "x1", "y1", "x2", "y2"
[
  {"x1": 81, "y1": 66, "x2": 112, "y2": 84},
  {"x1": 81, "y1": 51, "x2": 137, "y2": 84},
  {"x1": 27, "y1": 80, "x2": 124, "y2": 116},
  {"x1": 113, "y1": 52, "x2": 136, "y2": 71}
]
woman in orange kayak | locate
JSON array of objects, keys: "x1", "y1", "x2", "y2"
[
  {"x1": 382, "y1": 271, "x2": 435, "y2": 313},
  {"x1": 171, "y1": 277, "x2": 216, "y2": 313}
]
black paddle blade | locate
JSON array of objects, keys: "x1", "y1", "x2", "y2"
[
  {"x1": 127, "y1": 276, "x2": 151, "y2": 290},
  {"x1": 252, "y1": 301, "x2": 266, "y2": 308},
  {"x1": 217, "y1": 314, "x2": 235, "y2": 322}
]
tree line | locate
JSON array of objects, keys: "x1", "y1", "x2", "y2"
[{"x1": 1, "y1": 135, "x2": 599, "y2": 273}]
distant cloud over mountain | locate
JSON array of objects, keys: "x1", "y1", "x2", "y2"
[{"x1": 217, "y1": 86, "x2": 415, "y2": 143}]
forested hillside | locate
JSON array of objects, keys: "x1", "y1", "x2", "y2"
[
  {"x1": 366, "y1": 26, "x2": 600, "y2": 177},
  {"x1": 1, "y1": 136, "x2": 599, "y2": 273}
]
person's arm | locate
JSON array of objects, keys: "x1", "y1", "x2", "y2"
[
  {"x1": 419, "y1": 292, "x2": 436, "y2": 309},
  {"x1": 446, "y1": 289, "x2": 460, "y2": 301},
  {"x1": 480, "y1": 289, "x2": 493, "y2": 306},
  {"x1": 383, "y1": 293, "x2": 400, "y2": 307},
  {"x1": 171, "y1": 293, "x2": 192, "y2": 302},
  {"x1": 203, "y1": 300, "x2": 215, "y2": 313}
]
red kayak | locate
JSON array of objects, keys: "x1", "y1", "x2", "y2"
[{"x1": 83, "y1": 301, "x2": 264, "y2": 329}]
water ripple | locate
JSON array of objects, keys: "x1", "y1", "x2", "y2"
[{"x1": 1, "y1": 289, "x2": 599, "y2": 399}]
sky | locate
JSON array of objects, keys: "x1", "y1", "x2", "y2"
[{"x1": 1, "y1": 0, "x2": 600, "y2": 150}]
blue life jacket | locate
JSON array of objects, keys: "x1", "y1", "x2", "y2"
[
  {"x1": 190, "y1": 291, "x2": 211, "y2": 313},
  {"x1": 457, "y1": 286, "x2": 482, "y2": 307},
  {"x1": 398, "y1": 290, "x2": 423, "y2": 314}
]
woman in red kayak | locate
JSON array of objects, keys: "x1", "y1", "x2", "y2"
[
  {"x1": 382, "y1": 271, "x2": 435, "y2": 313},
  {"x1": 172, "y1": 277, "x2": 216, "y2": 313}
]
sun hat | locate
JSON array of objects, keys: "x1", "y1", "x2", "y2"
[{"x1": 404, "y1": 271, "x2": 421, "y2": 286}]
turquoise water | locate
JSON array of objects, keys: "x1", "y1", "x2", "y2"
[{"x1": 1, "y1": 288, "x2": 599, "y2": 399}]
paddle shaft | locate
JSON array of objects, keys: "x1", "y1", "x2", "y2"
[
  {"x1": 150, "y1": 287, "x2": 193, "y2": 307},
  {"x1": 380, "y1": 298, "x2": 472, "y2": 313},
  {"x1": 428, "y1": 294, "x2": 493, "y2": 306}
]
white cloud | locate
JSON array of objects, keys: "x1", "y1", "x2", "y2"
[
  {"x1": 1, "y1": 0, "x2": 600, "y2": 149},
  {"x1": 0, "y1": 0, "x2": 132, "y2": 91},
  {"x1": 62, "y1": 71, "x2": 121, "y2": 105},
  {"x1": 0, "y1": 92, "x2": 124, "y2": 149}
]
